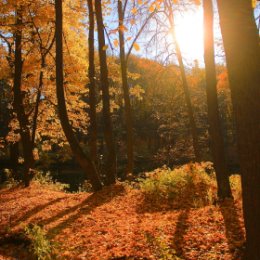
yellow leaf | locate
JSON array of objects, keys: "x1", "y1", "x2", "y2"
[
  {"x1": 119, "y1": 25, "x2": 128, "y2": 32},
  {"x1": 173, "y1": 0, "x2": 178, "y2": 4},
  {"x1": 102, "y1": 45, "x2": 108, "y2": 51},
  {"x1": 138, "y1": 0, "x2": 142, "y2": 4},
  {"x1": 130, "y1": 19, "x2": 135, "y2": 25},
  {"x1": 133, "y1": 42, "x2": 140, "y2": 51},
  {"x1": 149, "y1": 4, "x2": 155, "y2": 12},
  {"x1": 252, "y1": 0, "x2": 256, "y2": 8},
  {"x1": 194, "y1": 0, "x2": 201, "y2": 5},
  {"x1": 131, "y1": 7, "x2": 138, "y2": 14},
  {"x1": 113, "y1": 39, "x2": 119, "y2": 47},
  {"x1": 126, "y1": 36, "x2": 132, "y2": 41}
]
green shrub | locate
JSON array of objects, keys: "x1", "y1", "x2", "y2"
[
  {"x1": 33, "y1": 171, "x2": 69, "y2": 191},
  {"x1": 78, "y1": 180, "x2": 93, "y2": 193},
  {"x1": 0, "y1": 169, "x2": 21, "y2": 189},
  {"x1": 229, "y1": 174, "x2": 242, "y2": 200},
  {"x1": 24, "y1": 224, "x2": 52, "y2": 260},
  {"x1": 145, "y1": 232, "x2": 181, "y2": 260},
  {"x1": 139, "y1": 163, "x2": 217, "y2": 208}
]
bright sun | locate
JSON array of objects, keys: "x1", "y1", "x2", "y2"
[{"x1": 174, "y1": 9, "x2": 204, "y2": 63}]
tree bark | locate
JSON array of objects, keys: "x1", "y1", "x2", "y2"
[
  {"x1": 31, "y1": 58, "x2": 44, "y2": 145},
  {"x1": 118, "y1": 0, "x2": 134, "y2": 175},
  {"x1": 203, "y1": 0, "x2": 232, "y2": 199},
  {"x1": 87, "y1": 0, "x2": 98, "y2": 164},
  {"x1": 95, "y1": 0, "x2": 116, "y2": 185},
  {"x1": 168, "y1": 5, "x2": 201, "y2": 161},
  {"x1": 13, "y1": 6, "x2": 34, "y2": 187},
  {"x1": 10, "y1": 142, "x2": 19, "y2": 178},
  {"x1": 217, "y1": 1, "x2": 260, "y2": 259},
  {"x1": 55, "y1": 0, "x2": 102, "y2": 191}
]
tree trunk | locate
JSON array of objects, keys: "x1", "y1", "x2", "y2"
[
  {"x1": 10, "y1": 142, "x2": 19, "y2": 178},
  {"x1": 55, "y1": 0, "x2": 102, "y2": 191},
  {"x1": 203, "y1": 0, "x2": 232, "y2": 199},
  {"x1": 118, "y1": 0, "x2": 134, "y2": 175},
  {"x1": 217, "y1": 1, "x2": 260, "y2": 259},
  {"x1": 168, "y1": 6, "x2": 201, "y2": 161},
  {"x1": 31, "y1": 58, "x2": 45, "y2": 145},
  {"x1": 95, "y1": 0, "x2": 116, "y2": 185},
  {"x1": 13, "y1": 6, "x2": 34, "y2": 187},
  {"x1": 87, "y1": 0, "x2": 98, "y2": 164}
]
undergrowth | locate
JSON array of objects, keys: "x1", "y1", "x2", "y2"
[
  {"x1": 33, "y1": 171, "x2": 69, "y2": 192},
  {"x1": 139, "y1": 162, "x2": 242, "y2": 209},
  {"x1": 24, "y1": 224, "x2": 54, "y2": 260},
  {"x1": 145, "y1": 232, "x2": 181, "y2": 260},
  {"x1": 0, "y1": 169, "x2": 21, "y2": 188}
]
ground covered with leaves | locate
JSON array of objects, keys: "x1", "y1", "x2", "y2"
[{"x1": 0, "y1": 181, "x2": 245, "y2": 260}]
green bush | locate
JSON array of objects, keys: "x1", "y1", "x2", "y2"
[
  {"x1": 229, "y1": 174, "x2": 242, "y2": 200},
  {"x1": 145, "y1": 232, "x2": 181, "y2": 260},
  {"x1": 139, "y1": 163, "x2": 217, "y2": 208},
  {"x1": 0, "y1": 169, "x2": 21, "y2": 189},
  {"x1": 24, "y1": 224, "x2": 52, "y2": 260},
  {"x1": 33, "y1": 171, "x2": 69, "y2": 191}
]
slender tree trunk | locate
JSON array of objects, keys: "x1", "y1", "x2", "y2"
[
  {"x1": 168, "y1": 6, "x2": 201, "y2": 161},
  {"x1": 31, "y1": 58, "x2": 44, "y2": 145},
  {"x1": 13, "y1": 6, "x2": 34, "y2": 186},
  {"x1": 95, "y1": 0, "x2": 116, "y2": 185},
  {"x1": 118, "y1": 0, "x2": 134, "y2": 175},
  {"x1": 10, "y1": 142, "x2": 19, "y2": 178},
  {"x1": 55, "y1": 0, "x2": 102, "y2": 191},
  {"x1": 87, "y1": 0, "x2": 98, "y2": 164},
  {"x1": 217, "y1": 1, "x2": 260, "y2": 259},
  {"x1": 203, "y1": 0, "x2": 232, "y2": 199}
]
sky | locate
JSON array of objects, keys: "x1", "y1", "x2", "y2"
[{"x1": 105, "y1": 1, "x2": 260, "y2": 68}]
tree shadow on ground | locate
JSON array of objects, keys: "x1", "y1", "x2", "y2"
[
  {"x1": 171, "y1": 209, "x2": 190, "y2": 258},
  {"x1": 219, "y1": 199, "x2": 245, "y2": 260},
  {"x1": 44, "y1": 184, "x2": 126, "y2": 238},
  {"x1": 0, "y1": 184, "x2": 126, "y2": 260},
  {"x1": 12, "y1": 197, "x2": 67, "y2": 227}
]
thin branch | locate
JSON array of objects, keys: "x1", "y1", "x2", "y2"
[{"x1": 126, "y1": 11, "x2": 156, "y2": 63}]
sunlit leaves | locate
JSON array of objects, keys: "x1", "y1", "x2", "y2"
[
  {"x1": 102, "y1": 44, "x2": 109, "y2": 51},
  {"x1": 149, "y1": 4, "x2": 156, "y2": 12},
  {"x1": 133, "y1": 42, "x2": 141, "y2": 51},
  {"x1": 131, "y1": 7, "x2": 138, "y2": 14},
  {"x1": 113, "y1": 39, "x2": 119, "y2": 47}
]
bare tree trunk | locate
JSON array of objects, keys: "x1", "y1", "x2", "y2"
[
  {"x1": 31, "y1": 58, "x2": 44, "y2": 145},
  {"x1": 55, "y1": 0, "x2": 102, "y2": 191},
  {"x1": 13, "y1": 6, "x2": 34, "y2": 187},
  {"x1": 87, "y1": 0, "x2": 98, "y2": 164},
  {"x1": 217, "y1": 1, "x2": 260, "y2": 259},
  {"x1": 95, "y1": 0, "x2": 116, "y2": 185},
  {"x1": 118, "y1": 0, "x2": 134, "y2": 175},
  {"x1": 203, "y1": 0, "x2": 232, "y2": 199},
  {"x1": 168, "y1": 5, "x2": 201, "y2": 161},
  {"x1": 10, "y1": 142, "x2": 19, "y2": 178}
]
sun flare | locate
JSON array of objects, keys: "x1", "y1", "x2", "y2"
[{"x1": 174, "y1": 9, "x2": 204, "y2": 63}]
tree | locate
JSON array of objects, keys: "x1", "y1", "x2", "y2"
[
  {"x1": 55, "y1": 0, "x2": 102, "y2": 191},
  {"x1": 87, "y1": 0, "x2": 98, "y2": 164},
  {"x1": 165, "y1": 0, "x2": 202, "y2": 161},
  {"x1": 217, "y1": 1, "x2": 260, "y2": 258},
  {"x1": 13, "y1": 4, "x2": 35, "y2": 186},
  {"x1": 95, "y1": 0, "x2": 116, "y2": 185},
  {"x1": 117, "y1": 0, "x2": 134, "y2": 175},
  {"x1": 203, "y1": 0, "x2": 232, "y2": 199}
]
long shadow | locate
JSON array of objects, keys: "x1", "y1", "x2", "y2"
[
  {"x1": 171, "y1": 209, "x2": 190, "y2": 258},
  {"x1": 43, "y1": 185, "x2": 126, "y2": 238},
  {"x1": 12, "y1": 197, "x2": 67, "y2": 227},
  {"x1": 219, "y1": 199, "x2": 245, "y2": 259}
]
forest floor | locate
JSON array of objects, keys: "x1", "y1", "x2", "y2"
[{"x1": 0, "y1": 182, "x2": 245, "y2": 260}]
